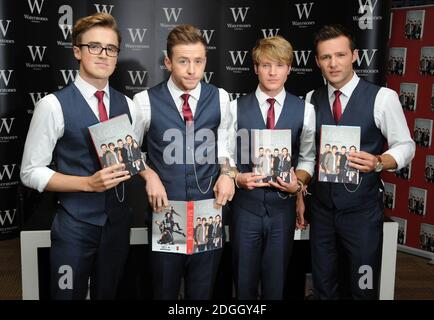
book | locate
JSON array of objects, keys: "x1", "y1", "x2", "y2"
[
  {"x1": 383, "y1": 182, "x2": 396, "y2": 210},
  {"x1": 408, "y1": 187, "x2": 427, "y2": 216},
  {"x1": 425, "y1": 155, "x2": 434, "y2": 183},
  {"x1": 318, "y1": 125, "x2": 361, "y2": 184},
  {"x1": 399, "y1": 82, "x2": 418, "y2": 111},
  {"x1": 152, "y1": 198, "x2": 223, "y2": 255},
  {"x1": 251, "y1": 129, "x2": 292, "y2": 183},
  {"x1": 414, "y1": 118, "x2": 433, "y2": 148},
  {"x1": 88, "y1": 114, "x2": 146, "y2": 176},
  {"x1": 390, "y1": 216, "x2": 407, "y2": 245},
  {"x1": 395, "y1": 161, "x2": 412, "y2": 180},
  {"x1": 404, "y1": 10, "x2": 425, "y2": 40},
  {"x1": 419, "y1": 46, "x2": 434, "y2": 76},
  {"x1": 419, "y1": 223, "x2": 434, "y2": 252},
  {"x1": 388, "y1": 47, "x2": 407, "y2": 76}
]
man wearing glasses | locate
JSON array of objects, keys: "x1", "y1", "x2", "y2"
[{"x1": 20, "y1": 13, "x2": 136, "y2": 299}]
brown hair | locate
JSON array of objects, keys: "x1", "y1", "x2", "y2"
[
  {"x1": 252, "y1": 36, "x2": 293, "y2": 66},
  {"x1": 314, "y1": 24, "x2": 355, "y2": 54},
  {"x1": 72, "y1": 12, "x2": 121, "y2": 46},
  {"x1": 166, "y1": 24, "x2": 206, "y2": 59}
]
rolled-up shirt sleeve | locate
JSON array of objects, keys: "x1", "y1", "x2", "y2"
[
  {"x1": 374, "y1": 87, "x2": 415, "y2": 170},
  {"x1": 20, "y1": 94, "x2": 64, "y2": 193},
  {"x1": 296, "y1": 101, "x2": 316, "y2": 177}
]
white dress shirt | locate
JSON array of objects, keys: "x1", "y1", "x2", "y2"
[
  {"x1": 20, "y1": 75, "x2": 137, "y2": 192},
  {"x1": 305, "y1": 72, "x2": 415, "y2": 170},
  {"x1": 132, "y1": 76, "x2": 232, "y2": 161},
  {"x1": 228, "y1": 86, "x2": 316, "y2": 177}
]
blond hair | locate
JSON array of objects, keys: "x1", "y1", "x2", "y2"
[{"x1": 252, "y1": 36, "x2": 293, "y2": 66}]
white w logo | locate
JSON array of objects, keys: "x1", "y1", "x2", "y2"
[
  {"x1": 0, "y1": 118, "x2": 14, "y2": 134},
  {"x1": 29, "y1": 92, "x2": 48, "y2": 107},
  {"x1": 27, "y1": 46, "x2": 46, "y2": 62},
  {"x1": 357, "y1": 0, "x2": 378, "y2": 14},
  {"x1": 229, "y1": 93, "x2": 245, "y2": 101},
  {"x1": 127, "y1": 28, "x2": 147, "y2": 43},
  {"x1": 294, "y1": 3, "x2": 314, "y2": 19},
  {"x1": 0, "y1": 20, "x2": 11, "y2": 37},
  {"x1": 0, "y1": 70, "x2": 13, "y2": 86},
  {"x1": 230, "y1": 7, "x2": 250, "y2": 23},
  {"x1": 293, "y1": 50, "x2": 312, "y2": 66},
  {"x1": 93, "y1": 4, "x2": 114, "y2": 14},
  {"x1": 261, "y1": 29, "x2": 280, "y2": 38},
  {"x1": 58, "y1": 24, "x2": 72, "y2": 40},
  {"x1": 28, "y1": 0, "x2": 44, "y2": 14},
  {"x1": 201, "y1": 30, "x2": 215, "y2": 45},
  {"x1": 0, "y1": 164, "x2": 16, "y2": 181},
  {"x1": 203, "y1": 72, "x2": 214, "y2": 84},
  {"x1": 0, "y1": 209, "x2": 16, "y2": 226},
  {"x1": 229, "y1": 51, "x2": 248, "y2": 66},
  {"x1": 60, "y1": 69, "x2": 79, "y2": 85},
  {"x1": 356, "y1": 49, "x2": 377, "y2": 67},
  {"x1": 128, "y1": 71, "x2": 147, "y2": 85},
  {"x1": 163, "y1": 8, "x2": 182, "y2": 22}
]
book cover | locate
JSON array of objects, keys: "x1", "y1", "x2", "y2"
[
  {"x1": 420, "y1": 223, "x2": 434, "y2": 252},
  {"x1": 399, "y1": 82, "x2": 418, "y2": 111},
  {"x1": 251, "y1": 129, "x2": 292, "y2": 183},
  {"x1": 431, "y1": 84, "x2": 434, "y2": 111},
  {"x1": 408, "y1": 187, "x2": 427, "y2": 216},
  {"x1": 425, "y1": 155, "x2": 434, "y2": 183},
  {"x1": 405, "y1": 10, "x2": 425, "y2": 40},
  {"x1": 152, "y1": 199, "x2": 223, "y2": 255},
  {"x1": 390, "y1": 216, "x2": 407, "y2": 245},
  {"x1": 395, "y1": 161, "x2": 412, "y2": 180},
  {"x1": 419, "y1": 46, "x2": 434, "y2": 76},
  {"x1": 318, "y1": 125, "x2": 361, "y2": 184},
  {"x1": 88, "y1": 114, "x2": 146, "y2": 176},
  {"x1": 388, "y1": 47, "x2": 407, "y2": 76},
  {"x1": 414, "y1": 118, "x2": 433, "y2": 148},
  {"x1": 383, "y1": 182, "x2": 396, "y2": 210}
]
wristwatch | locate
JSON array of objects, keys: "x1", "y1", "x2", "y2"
[
  {"x1": 221, "y1": 169, "x2": 236, "y2": 179},
  {"x1": 375, "y1": 155, "x2": 383, "y2": 172}
]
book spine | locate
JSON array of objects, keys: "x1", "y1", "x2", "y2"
[{"x1": 186, "y1": 201, "x2": 195, "y2": 254}]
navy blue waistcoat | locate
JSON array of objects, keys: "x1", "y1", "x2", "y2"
[
  {"x1": 233, "y1": 91, "x2": 305, "y2": 216},
  {"x1": 310, "y1": 78, "x2": 385, "y2": 210},
  {"x1": 146, "y1": 81, "x2": 220, "y2": 201},
  {"x1": 53, "y1": 84, "x2": 131, "y2": 226}
]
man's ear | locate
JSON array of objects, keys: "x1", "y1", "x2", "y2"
[
  {"x1": 164, "y1": 56, "x2": 172, "y2": 72},
  {"x1": 73, "y1": 46, "x2": 81, "y2": 61},
  {"x1": 352, "y1": 49, "x2": 359, "y2": 64}
]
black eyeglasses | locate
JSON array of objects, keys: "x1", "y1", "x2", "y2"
[{"x1": 78, "y1": 43, "x2": 120, "y2": 57}]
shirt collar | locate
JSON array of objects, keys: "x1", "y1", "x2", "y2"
[
  {"x1": 255, "y1": 86, "x2": 286, "y2": 106},
  {"x1": 167, "y1": 76, "x2": 201, "y2": 102},
  {"x1": 327, "y1": 72, "x2": 359, "y2": 99},
  {"x1": 74, "y1": 74, "x2": 110, "y2": 100}
]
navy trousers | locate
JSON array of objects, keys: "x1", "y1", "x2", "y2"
[
  {"x1": 150, "y1": 249, "x2": 223, "y2": 300},
  {"x1": 231, "y1": 204, "x2": 296, "y2": 300},
  {"x1": 310, "y1": 196, "x2": 384, "y2": 300},
  {"x1": 50, "y1": 206, "x2": 132, "y2": 300}
]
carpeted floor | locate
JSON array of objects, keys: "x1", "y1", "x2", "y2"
[{"x1": 1, "y1": 237, "x2": 433, "y2": 300}]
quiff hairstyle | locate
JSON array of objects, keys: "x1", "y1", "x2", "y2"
[
  {"x1": 313, "y1": 24, "x2": 355, "y2": 55},
  {"x1": 252, "y1": 36, "x2": 293, "y2": 66},
  {"x1": 72, "y1": 12, "x2": 121, "y2": 46},
  {"x1": 166, "y1": 24, "x2": 207, "y2": 59}
]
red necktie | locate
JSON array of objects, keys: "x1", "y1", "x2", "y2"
[
  {"x1": 266, "y1": 98, "x2": 275, "y2": 129},
  {"x1": 95, "y1": 91, "x2": 108, "y2": 122},
  {"x1": 181, "y1": 93, "x2": 193, "y2": 123},
  {"x1": 332, "y1": 90, "x2": 342, "y2": 123}
]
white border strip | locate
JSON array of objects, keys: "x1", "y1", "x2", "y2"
[{"x1": 21, "y1": 222, "x2": 398, "y2": 300}]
